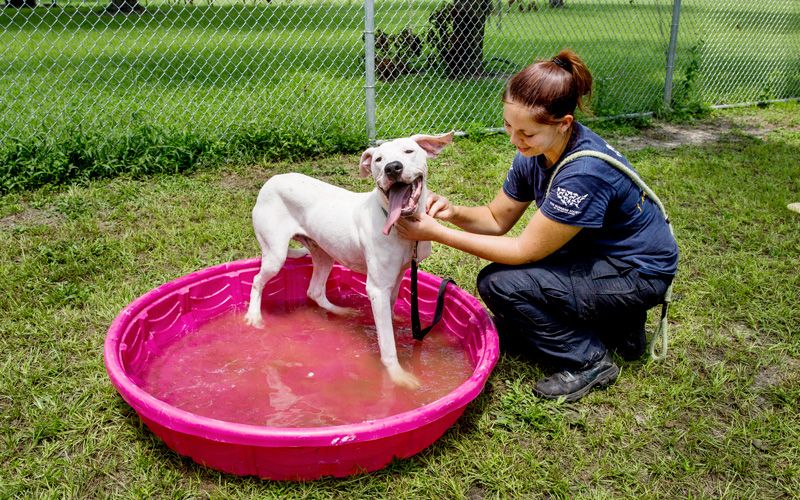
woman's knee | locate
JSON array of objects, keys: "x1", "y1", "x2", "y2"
[{"x1": 476, "y1": 262, "x2": 510, "y2": 306}]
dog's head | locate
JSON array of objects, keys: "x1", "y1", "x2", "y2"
[{"x1": 359, "y1": 132, "x2": 454, "y2": 235}]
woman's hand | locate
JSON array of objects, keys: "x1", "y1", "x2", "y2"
[
  {"x1": 426, "y1": 192, "x2": 455, "y2": 221},
  {"x1": 395, "y1": 212, "x2": 442, "y2": 242}
]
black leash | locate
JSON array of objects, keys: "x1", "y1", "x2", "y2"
[{"x1": 410, "y1": 242, "x2": 455, "y2": 341}]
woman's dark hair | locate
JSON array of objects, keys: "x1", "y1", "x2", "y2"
[{"x1": 503, "y1": 48, "x2": 593, "y2": 124}]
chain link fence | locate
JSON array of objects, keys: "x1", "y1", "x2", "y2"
[{"x1": 1, "y1": 0, "x2": 798, "y2": 152}]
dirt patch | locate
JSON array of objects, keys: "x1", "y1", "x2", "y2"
[
  {"x1": 752, "y1": 357, "x2": 800, "y2": 391},
  {"x1": 218, "y1": 168, "x2": 267, "y2": 192},
  {"x1": 467, "y1": 484, "x2": 488, "y2": 500},
  {"x1": 719, "y1": 322, "x2": 763, "y2": 350},
  {"x1": 0, "y1": 207, "x2": 64, "y2": 229},
  {"x1": 613, "y1": 116, "x2": 783, "y2": 152}
]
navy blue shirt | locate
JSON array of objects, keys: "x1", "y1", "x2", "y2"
[{"x1": 503, "y1": 123, "x2": 678, "y2": 277}]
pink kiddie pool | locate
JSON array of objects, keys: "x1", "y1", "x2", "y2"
[{"x1": 104, "y1": 256, "x2": 499, "y2": 480}]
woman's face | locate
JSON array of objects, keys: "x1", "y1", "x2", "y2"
[{"x1": 503, "y1": 99, "x2": 572, "y2": 159}]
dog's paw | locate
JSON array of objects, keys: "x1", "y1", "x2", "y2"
[
  {"x1": 325, "y1": 305, "x2": 359, "y2": 317},
  {"x1": 388, "y1": 367, "x2": 421, "y2": 390},
  {"x1": 243, "y1": 312, "x2": 264, "y2": 329}
]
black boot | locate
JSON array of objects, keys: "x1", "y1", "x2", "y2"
[
  {"x1": 614, "y1": 324, "x2": 647, "y2": 361},
  {"x1": 600, "y1": 309, "x2": 648, "y2": 361},
  {"x1": 533, "y1": 352, "x2": 620, "y2": 402}
]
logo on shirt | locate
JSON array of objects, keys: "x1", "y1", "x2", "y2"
[{"x1": 556, "y1": 187, "x2": 588, "y2": 209}]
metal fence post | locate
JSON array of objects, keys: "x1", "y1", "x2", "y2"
[
  {"x1": 364, "y1": 0, "x2": 377, "y2": 145},
  {"x1": 663, "y1": 0, "x2": 682, "y2": 110}
]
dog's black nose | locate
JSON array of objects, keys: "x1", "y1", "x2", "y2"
[{"x1": 384, "y1": 161, "x2": 403, "y2": 178}]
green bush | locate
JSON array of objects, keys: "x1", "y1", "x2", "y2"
[{"x1": 0, "y1": 121, "x2": 365, "y2": 193}]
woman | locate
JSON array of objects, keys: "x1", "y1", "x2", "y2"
[{"x1": 396, "y1": 49, "x2": 678, "y2": 402}]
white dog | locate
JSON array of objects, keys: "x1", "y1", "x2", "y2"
[{"x1": 244, "y1": 132, "x2": 454, "y2": 389}]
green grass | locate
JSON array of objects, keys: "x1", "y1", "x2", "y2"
[
  {"x1": 2, "y1": 0, "x2": 798, "y2": 193},
  {"x1": 1, "y1": 101, "x2": 798, "y2": 497}
]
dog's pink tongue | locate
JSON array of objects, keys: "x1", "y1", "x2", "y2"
[{"x1": 382, "y1": 183, "x2": 411, "y2": 235}]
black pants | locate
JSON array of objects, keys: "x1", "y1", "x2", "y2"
[{"x1": 477, "y1": 254, "x2": 671, "y2": 370}]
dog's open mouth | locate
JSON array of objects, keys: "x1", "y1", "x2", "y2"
[{"x1": 382, "y1": 176, "x2": 423, "y2": 235}]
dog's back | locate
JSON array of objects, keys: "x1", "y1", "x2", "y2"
[
  {"x1": 253, "y1": 173, "x2": 378, "y2": 273},
  {"x1": 256, "y1": 173, "x2": 356, "y2": 210}
]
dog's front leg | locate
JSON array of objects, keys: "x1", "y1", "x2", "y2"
[
  {"x1": 366, "y1": 277, "x2": 421, "y2": 390},
  {"x1": 390, "y1": 271, "x2": 406, "y2": 322}
]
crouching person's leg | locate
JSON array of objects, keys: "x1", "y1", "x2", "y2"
[
  {"x1": 476, "y1": 258, "x2": 619, "y2": 402},
  {"x1": 580, "y1": 257, "x2": 672, "y2": 361}
]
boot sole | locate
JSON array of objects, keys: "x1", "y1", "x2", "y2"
[{"x1": 535, "y1": 364, "x2": 621, "y2": 403}]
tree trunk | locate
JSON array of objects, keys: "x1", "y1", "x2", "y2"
[
  {"x1": 5, "y1": 0, "x2": 37, "y2": 7},
  {"x1": 104, "y1": 0, "x2": 143, "y2": 15},
  {"x1": 444, "y1": 0, "x2": 493, "y2": 78}
]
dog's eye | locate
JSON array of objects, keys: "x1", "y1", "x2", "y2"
[
  {"x1": 404, "y1": 149, "x2": 414, "y2": 154},
  {"x1": 375, "y1": 156, "x2": 382, "y2": 163}
]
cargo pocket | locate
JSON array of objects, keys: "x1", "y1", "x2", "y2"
[{"x1": 591, "y1": 257, "x2": 638, "y2": 295}]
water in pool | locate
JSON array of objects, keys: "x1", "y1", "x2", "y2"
[{"x1": 140, "y1": 305, "x2": 473, "y2": 427}]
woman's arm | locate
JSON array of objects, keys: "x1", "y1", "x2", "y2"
[
  {"x1": 428, "y1": 189, "x2": 531, "y2": 236},
  {"x1": 397, "y1": 207, "x2": 581, "y2": 265}
]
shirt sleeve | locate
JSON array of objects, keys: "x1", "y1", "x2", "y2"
[
  {"x1": 502, "y1": 153, "x2": 535, "y2": 202},
  {"x1": 540, "y1": 167, "x2": 615, "y2": 228}
]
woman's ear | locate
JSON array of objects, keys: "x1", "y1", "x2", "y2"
[{"x1": 560, "y1": 115, "x2": 574, "y2": 134}]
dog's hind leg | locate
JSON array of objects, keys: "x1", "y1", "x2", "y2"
[
  {"x1": 390, "y1": 269, "x2": 406, "y2": 322},
  {"x1": 245, "y1": 231, "x2": 289, "y2": 328},
  {"x1": 296, "y1": 236, "x2": 356, "y2": 316}
]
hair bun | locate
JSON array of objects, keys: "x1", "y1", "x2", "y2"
[{"x1": 552, "y1": 57, "x2": 570, "y2": 71}]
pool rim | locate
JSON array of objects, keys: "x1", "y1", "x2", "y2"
[{"x1": 104, "y1": 257, "x2": 499, "y2": 448}]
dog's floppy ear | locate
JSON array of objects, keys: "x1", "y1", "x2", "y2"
[
  {"x1": 359, "y1": 147, "x2": 375, "y2": 178},
  {"x1": 411, "y1": 131, "x2": 455, "y2": 158}
]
